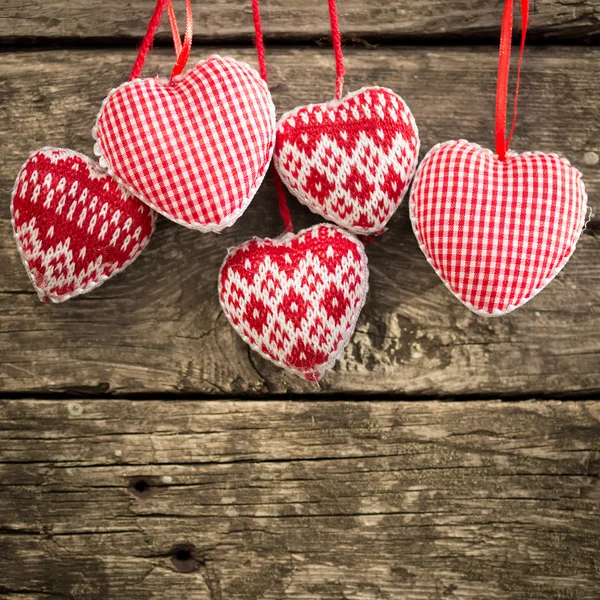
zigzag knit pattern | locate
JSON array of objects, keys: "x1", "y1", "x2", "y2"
[
  {"x1": 275, "y1": 87, "x2": 420, "y2": 235},
  {"x1": 219, "y1": 224, "x2": 369, "y2": 381},
  {"x1": 11, "y1": 148, "x2": 155, "y2": 303}
]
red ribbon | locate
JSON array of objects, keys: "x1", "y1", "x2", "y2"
[
  {"x1": 327, "y1": 0, "x2": 345, "y2": 99},
  {"x1": 129, "y1": 0, "x2": 193, "y2": 83},
  {"x1": 251, "y1": 0, "x2": 294, "y2": 233},
  {"x1": 250, "y1": 0, "x2": 346, "y2": 232},
  {"x1": 495, "y1": 0, "x2": 529, "y2": 160},
  {"x1": 168, "y1": 0, "x2": 194, "y2": 82},
  {"x1": 166, "y1": 1, "x2": 183, "y2": 57},
  {"x1": 251, "y1": 0, "x2": 269, "y2": 82}
]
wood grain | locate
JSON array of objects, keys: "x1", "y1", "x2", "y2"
[
  {"x1": 1, "y1": 47, "x2": 599, "y2": 396},
  {"x1": 1, "y1": 399, "x2": 599, "y2": 599},
  {"x1": 1, "y1": 0, "x2": 599, "y2": 44},
  {"x1": 2, "y1": 0, "x2": 599, "y2": 596}
]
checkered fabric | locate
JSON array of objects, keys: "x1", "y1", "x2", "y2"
[
  {"x1": 11, "y1": 148, "x2": 155, "y2": 303},
  {"x1": 409, "y1": 140, "x2": 588, "y2": 316},
  {"x1": 219, "y1": 224, "x2": 369, "y2": 381},
  {"x1": 274, "y1": 87, "x2": 419, "y2": 235},
  {"x1": 93, "y1": 55, "x2": 276, "y2": 232}
]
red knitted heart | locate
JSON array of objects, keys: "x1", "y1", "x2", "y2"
[
  {"x1": 11, "y1": 148, "x2": 155, "y2": 303},
  {"x1": 219, "y1": 224, "x2": 369, "y2": 381},
  {"x1": 410, "y1": 140, "x2": 588, "y2": 316},
  {"x1": 93, "y1": 55, "x2": 276, "y2": 232},
  {"x1": 274, "y1": 87, "x2": 419, "y2": 235}
]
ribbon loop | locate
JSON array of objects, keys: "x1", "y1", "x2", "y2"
[
  {"x1": 167, "y1": 1, "x2": 183, "y2": 56},
  {"x1": 495, "y1": 0, "x2": 530, "y2": 160},
  {"x1": 169, "y1": 0, "x2": 194, "y2": 82},
  {"x1": 327, "y1": 0, "x2": 345, "y2": 100},
  {"x1": 129, "y1": 0, "x2": 193, "y2": 83},
  {"x1": 251, "y1": 0, "x2": 294, "y2": 233}
]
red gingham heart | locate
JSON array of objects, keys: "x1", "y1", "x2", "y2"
[
  {"x1": 409, "y1": 140, "x2": 588, "y2": 316},
  {"x1": 219, "y1": 224, "x2": 369, "y2": 381},
  {"x1": 274, "y1": 87, "x2": 419, "y2": 235},
  {"x1": 93, "y1": 55, "x2": 276, "y2": 232},
  {"x1": 11, "y1": 148, "x2": 155, "y2": 303}
]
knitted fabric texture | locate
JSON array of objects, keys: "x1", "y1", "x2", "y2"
[
  {"x1": 219, "y1": 223, "x2": 369, "y2": 381},
  {"x1": 11, "y1": 148, "x2": 155, "y2": 303},
  {"x1": 93, "y1": 55, "x2": 276, "y2": 232},
  {"x1": 409, "y1": 140, "x2": 588, "y2": 316},
  {"x1": 274, "y1": 87, "x2": 419, "y2": 235}
]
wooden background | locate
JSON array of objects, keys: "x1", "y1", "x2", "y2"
[{"x1": 1, "y1": 1, "x2": 599, "y2": 598}]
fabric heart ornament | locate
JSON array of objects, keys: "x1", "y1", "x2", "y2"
[
  {"x1": 93, "y1": 54, "x2": 276, "y2": 232},
  {"x1": 219, "y1": 224, "x2": 369, "y2": 381},
  {"x1": 11, "y1": 148, "x2": 155, "y2": 303},
  {"x1": 274, "y1": 87, "x2": 419, "y2": 236},
  {"x1": 410, "y1": 0, "x2": 588, "y2": 316},
  {"x1": 410, "y1": 140, "x2": 587, "y2": 316}
]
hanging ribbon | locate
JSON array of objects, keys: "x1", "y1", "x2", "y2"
[
  {"x1": 167, "y1": 1, "x2": 183, "y2": 56},
  {"x1": 251, "y1": 0, "x2": 294, "y2": 233},
  {"x1": 169, "y1": 0, "x2": 194, "y2": 81},
  {"x1": 129, "y1": 0, "x2": 193, "y2": 83},
  {"x1": 495, "y1": 0, "x2": 529, "y2": 161},
  {"x1": 251, "y1": 0, "x2": 268, "y2": 82},
  {"x1": 327, "y1": 0, "x2": 345, "y2": 100}
]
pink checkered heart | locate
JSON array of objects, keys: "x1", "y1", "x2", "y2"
[
  {"x1": 93, "y1": 55, "x2": 276, "y2": 232},
  {"x1": 274, "y1": 87, "x2": 420, "y2": 235},
  {"x1": 11, "y1": 148, "x2": 155, "y2": 303},
  {"x1": 219, "y1": 223, "x2": 369, "y2": 381},
  {"x1": 410, "y1": 140, "x2": 588, "y2": 316}
]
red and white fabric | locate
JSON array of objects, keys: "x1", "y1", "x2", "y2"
[
  {"x1": 11, "y1": 148, "x2": 155, "y2": 303},
  {"x1": 219, "y1": 223, "x2": 369, "y2": 381},
  {"x1": 93, "y1": 55, "x2": 276, "y2": 232},
  {"x1": 274, "y1": 87, "x2": 419, "y2": 235},
  {"x1": 409, "y1": 140, "x2": 588, "y2": 316}
]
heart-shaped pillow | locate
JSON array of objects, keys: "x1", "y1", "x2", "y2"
[
  {"x1": 11, "y1": 147, "x2": 155, "y2": 303},
  {"x1": 274, "y1": 87, "x2": 419, "y2": 235},
  {"x1": 93, "y1": 55, "x2": 276, "y2": 232},
  {"x1": 219, "y1": 223, "x2": 369, "y2": 381},
  {"x1": 409, "y1": 140, "x2": 588, "y2": 316}
]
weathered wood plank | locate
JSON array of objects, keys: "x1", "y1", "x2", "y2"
[
  {"x1": 0, "y1": 399, "x2": 598, "y2": 599},
  {"x1": 1, "y1": 47, "x2": 599, "y2": 396},
  {"x1": 1, "y1": 0, "x2": 598, "y2": 43}
]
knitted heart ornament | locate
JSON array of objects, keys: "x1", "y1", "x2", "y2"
[
  {"x1": 274, "y1": 87, "x2": 420, "y2": 235},
  {"x1": 219, "y1": 224, "x2": 369, "y2": 381},
  {"x1": 93, "y1": 54, "x2": 276, "y2": 232},
  {"x1": 11, "y1": 148, "x2": 155, "y2": 303},
  {"x1": 409, "y1": 141, "x2": 587, "y2": 316}
]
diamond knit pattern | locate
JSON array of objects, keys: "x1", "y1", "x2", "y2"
[
  {"x1": 219, "y1": 224, "x2": 369, "y2": 381},
  {"x1": 11, "y1": 148, "x2": 155, "y2": 303},
  {"x1": 409, "y1": 140, "x2": 588, "y2": 316},
  {"x1": 275, "y1": 87, "x2": 419, "y2": 235},
  {"x1": 93, "y1": 55, "x2": 276, "y2": 232}
]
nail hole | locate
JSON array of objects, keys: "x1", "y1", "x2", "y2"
[
  {"x1": 134, "y1": 480, "x2": 149, "y2": 493},
  {"x1": 129, "y1": 477, "x2": 153, "y2": 499},
  {"x1": 170, "y1": 544, "x2": 200, "y2": 573},
  {"x1": 175, "y1": 549, "x2": 191, "y2": 561}
]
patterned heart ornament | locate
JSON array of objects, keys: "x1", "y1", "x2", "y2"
[
  {"x1": 11, "y1": 148, "x2": 155, "y2": 303},
  {"x1": 219, "y1": 224, "x2": 369, "y2": 381},
  {"x1": 409, "y1": 140, "x2": 588, "y2": 316},
  {"x1": 274, "y1": 87, "x2": 420, "y2": 235},
  {"x1": 93, "y1": 55, "x2": 276, "y2": 232}
]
